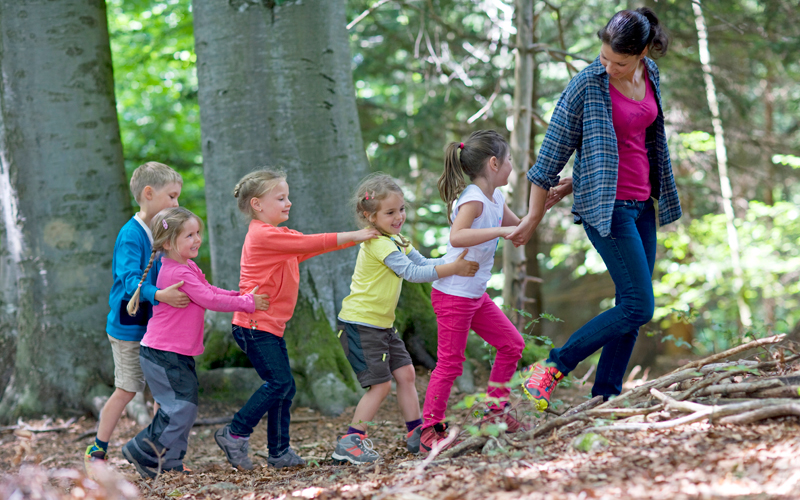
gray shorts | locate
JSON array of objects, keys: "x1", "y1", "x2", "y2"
[
  {"x1": 337, "y1": 320, "x2": 413, "y2": 388},
  {"x1": 107, "y1": 334, "x2": 146, "y2": 393}
]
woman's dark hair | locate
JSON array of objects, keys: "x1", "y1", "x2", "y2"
[
  {"x1": 597, "y1": 7, "x2": 669, "y2": 59},
  {"x1": 438, "y1": 130, "x2": 509, "y2": 224}
]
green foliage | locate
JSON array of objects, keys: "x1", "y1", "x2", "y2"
[{"x1": 106, "y1": 0, "x2": 209, "y2": 272}]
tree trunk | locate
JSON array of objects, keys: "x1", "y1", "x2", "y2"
[
  {"x1": 503, "y1": 0, "x2": 535, "y2": 328},
  {"x1": 0, "y1": 0, "x2": 129, "y2": 421},
  {"x1": 691, "y1": 0, "x2": 752, "y2": 328},
  {"x1": 193, "y1": 0, "x2": 369, "y2": 415}
]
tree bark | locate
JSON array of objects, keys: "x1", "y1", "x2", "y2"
[
  {"x1": 193, "y1": 0, "x2": 369, "y2": 415},
  {"x1": 503, "y1": 0, "x2": 534, "y2": 326},
  {"x1": 0, "y1": 0, "x2": 129, "y2": 420},
  {"x1": 692, "y1": 0, "x2": 752, "y2": 328}
]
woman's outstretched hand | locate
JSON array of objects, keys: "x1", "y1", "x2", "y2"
[{"x1": 544, "y1": 177, "x2": 574, "y2": 211}]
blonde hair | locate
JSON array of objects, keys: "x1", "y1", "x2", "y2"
[
  {"x1": 130, "y1": 161, "x2": 183, "y2": 204},
  {"x1": 126, "y1": 207, "x2": 204, "y2": 316},
  {"x1": 233, "y1": 169, "x2": 287, "y2": 218},
  {"x1": 354, "y1": 173, "x2": 410, "y2": 248},
  {"x1": 438, "y1": 130, "x2": 509, "y2": 224}
]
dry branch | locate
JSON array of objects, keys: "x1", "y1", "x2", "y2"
[
  {"x1": 694, "y1": 379, "x2": 783, "y2": 397},
  {"x1": 718, "y1": 404, "x2": 800, "y2": 425},
  {"x1": 748, "y1": 385, "x2": 800, "y2": 399},
  {"x1": 666, "y1": 334, "x2": 785, "y2": 375}
]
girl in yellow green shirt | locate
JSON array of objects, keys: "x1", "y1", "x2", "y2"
[{"x1": 331, "y1": 173, "x2": 478, "y2": 464}]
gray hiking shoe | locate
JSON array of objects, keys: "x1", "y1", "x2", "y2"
[
  {"x1": 267, "y1": 447, "x2": 306, "y2": 469},
  {"x1": 214, "y1": 425, "x2": 254, "y2": 470},
  {"x1": 406, "y1": 425, "x2": 422, "y2": 454},
  {"x1": 331, "y1": 433, "x2": 380, "y2": 465}
]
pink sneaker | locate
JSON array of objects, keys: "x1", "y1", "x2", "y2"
[{"x1": 480, "y1": 405, "x2": 531, "y2": 433}]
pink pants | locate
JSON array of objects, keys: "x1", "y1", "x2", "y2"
[{"x1": 422, "y1": 289, "x2": 525, "y2": 428}]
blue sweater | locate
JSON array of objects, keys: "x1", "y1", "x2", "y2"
[{"x1": 106, "y1": 216, "x2": 162, "y2": 341}]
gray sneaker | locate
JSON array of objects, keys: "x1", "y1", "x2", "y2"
[
  {"x1": 214, "y1": 425, "x2": 254, "y2": 470},
  {"x1": 331, "y1": 433, "x2": 380, "y2": 465},
  {"x1": 406, "y1": 425, "x2": 422, "y2": 454},
  {"x1": 267, "y1": 448, "x2": 306, "y2": 469}
]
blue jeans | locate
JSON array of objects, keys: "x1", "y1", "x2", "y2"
[
  {"x1": 548, "y1": 199, "x2": 656, "y2": 398},
  {"x1": 229, "y1": 325, "x2": 296, "y2": 457}
]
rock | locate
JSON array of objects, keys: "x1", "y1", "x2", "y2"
[
  {"x1": 197, "y1": 367, "x2": 264, "y2": 402},
  {"x1": 571, "y1": 432, "x2": 609, "y2": 453}
]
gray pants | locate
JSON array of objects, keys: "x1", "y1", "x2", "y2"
[{"x1": 124, "y1": 346, "x2": 198, "y2": 469}]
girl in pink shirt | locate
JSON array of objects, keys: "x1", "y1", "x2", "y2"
[{"x1": 122, "y1": 207, "x2": 268, "y2": 479}]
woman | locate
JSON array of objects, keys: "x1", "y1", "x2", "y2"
[{"x1": 507, "y1": 8, "x2": 682, "y2": 407}]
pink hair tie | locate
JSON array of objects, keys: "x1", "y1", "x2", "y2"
[
  {"x1": 459, "y1": 142, "x2": 464, "y2": 150},
  {"x1": 137, "y1": 283, "x2": 142, "y2": 288},
  {"x1": 162, "y1": 220, "x2": 168, "y2": 230}
]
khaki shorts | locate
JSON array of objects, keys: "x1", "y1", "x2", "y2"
[{"x1": 107, "y1": 335, "x2": 145, "y2": 393}]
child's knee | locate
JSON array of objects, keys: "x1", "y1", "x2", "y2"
[
  {"x1": 368, "y1": 381, "x2": 392, "y2": 398},
  {"x1": 510, "y1": 335, "x2": 525, "y2": 359},
  {"x1": 393, "y1": 364, "x2": 416, "y2": 386}
]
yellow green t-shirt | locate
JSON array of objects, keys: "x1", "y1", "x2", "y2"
[{"x1": 338, "y1": 235, "x2": 413, "y2": 329}]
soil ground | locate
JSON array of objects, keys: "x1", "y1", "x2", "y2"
[{"x1": 3, "y1": 368, "x2": 800, "y2": 499}]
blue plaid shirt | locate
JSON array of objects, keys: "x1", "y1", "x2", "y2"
[{"x1": 526, "y1": 57, "x2": 682, "y2": 237}]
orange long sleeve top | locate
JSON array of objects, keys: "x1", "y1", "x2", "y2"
[{"x1": 232, "y1": 220, "x2": 354, "y2": 336}]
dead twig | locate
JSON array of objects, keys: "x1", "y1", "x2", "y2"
[
  {"x1": 693, "y1": 379, "x2": 783, "y2": 397},
  {"x1": 718, "y1": 404, "x2": 800, "y2": 425},
  {"x1": 666, "y1": 334, "x2": 786, "y2": 376}
]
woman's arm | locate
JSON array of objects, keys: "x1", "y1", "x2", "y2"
[
  {"x1": 509, "y1": 83, "x2": 584, "y2": 247},
  {"x1": 449, "y1": 201, "x2": 513, "y2": 248},
  {"x1": 506, "y1": 185, "x2": 548, "y2": 247}
]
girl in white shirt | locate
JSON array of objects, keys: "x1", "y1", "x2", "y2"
[{"x1": 419, "y1": 130, "x2": 526, "y2": 453}]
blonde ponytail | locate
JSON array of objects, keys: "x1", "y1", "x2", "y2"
[{"x1": 127, "y1": 249, "x2": 157, "y2": 316}]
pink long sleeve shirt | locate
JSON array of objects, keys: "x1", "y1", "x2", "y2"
[{"x1": 142, "y1": 257, "x2": 255, "y2": 356}]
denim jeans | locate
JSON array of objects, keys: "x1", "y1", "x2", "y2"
[
  {"x1": 229, "y1": 325, "x2": 296, "y2": 457},
  {"x1": 548, "y1": 199, "x2": 656, "y2": 398}
]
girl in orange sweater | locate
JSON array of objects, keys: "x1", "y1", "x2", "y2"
[{"x1": 214, "y1": 170, "x2": 379, "y2": 470}]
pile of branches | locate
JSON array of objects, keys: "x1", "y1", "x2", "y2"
[{"x1": 444, "y1": 334, "x2": 800, "y2": 458}]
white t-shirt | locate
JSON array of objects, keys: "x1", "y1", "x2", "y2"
[{"x1": 433, "y1": 184, "x2": 504, "y2": 299}]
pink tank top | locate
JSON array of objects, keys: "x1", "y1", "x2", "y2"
[{"x1": 610, "y1": 67, "x2": 658, "y2": 201}]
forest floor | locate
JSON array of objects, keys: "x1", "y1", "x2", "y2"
[{"x1": 3, "y1": 364, "x2": 800, "y2": 500}]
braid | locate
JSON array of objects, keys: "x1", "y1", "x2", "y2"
[
  {"x1": 389, "y1": 233, "x2": 411, "y2": 248},
  {"x1": 127, "y1": 249, "x2": 157, "y2": 316}
]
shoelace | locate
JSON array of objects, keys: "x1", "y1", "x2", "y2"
[
  {"x1": 541, "y1": 369, "x2": 561, "y2": 391},
  {"x1": 360, "y1": 437, "x2": 378, "y2": 456}
]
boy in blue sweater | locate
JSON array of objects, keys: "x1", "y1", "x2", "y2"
[{"x1": 84, "y1": 162, "x2": 190, "y2": 469}]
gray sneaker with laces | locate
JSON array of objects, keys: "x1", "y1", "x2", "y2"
[
  {"x1": 267, "y1": 447, "x2": 306, "y2": 468},
  {"x1": 214, "y1": 425, "x2": 254, "y2": 470},
  {"x1": 331, "y1": 433, "x2": 380, "y2": 465}
]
